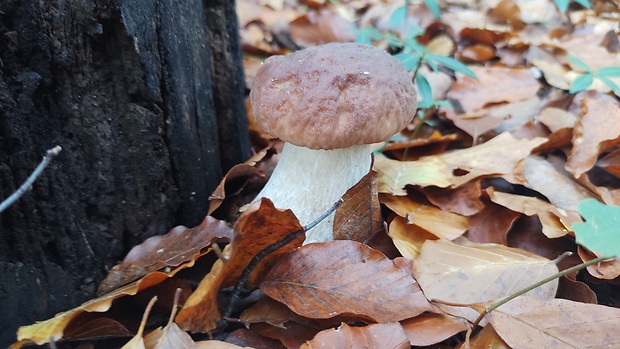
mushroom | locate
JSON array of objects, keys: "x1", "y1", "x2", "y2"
[{"x1": 250, "y1": 43, "x2": 417, "y2": 243}]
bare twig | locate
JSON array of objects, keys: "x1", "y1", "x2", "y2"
[
  {"x1": 0, "y1": 146, "x2": 62, "y2": 213},
  {"x1": 470, "y1": 255, "x2": 611, "y2": 329}
]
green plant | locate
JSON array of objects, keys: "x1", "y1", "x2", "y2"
[
  {"x1": 389, "y1": 0, "x2": 441, "y2": 26},
  {"x1": 567, "y1": 55, "x2": 620, "y2": 96},
  {"x1": 554, "y1": 0, "x2": 592, "y2": 13}
]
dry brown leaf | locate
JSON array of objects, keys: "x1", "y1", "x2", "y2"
[
  {"x1": 577, "y1": 247, "x2": 620, "y2": 280},
  {"x1": 300, "y1": 322, "x2": 409, "y2": 349},
  {"x1": 250, "y1": 321, "x2": 319, "y2": 349},
  {"x1": 16, "y1": 265, "x2": 189, "y2": 346},
  {"x1": 194, "y1": 341, "x2": 252, "y2": 349},
  {"x1": 289, "y1": 8, "x2": 355, "y2": 47},
  {"x1": 333, "y1": 170, "x2": 382, "y2": 242},
  {"x1": 447, "y1": 66, "x2": 540, "y2": 113},
  {"x1": 175, "y1": 199, "x2": 304, "y2": 333},
  {"x1": 99, "y1": 216, "x2": 233, "y2": 294},
  {"x1": 261, "y1": 240, "x2": 433, "y2": 322},
  {"x1": 566, "y1": 96, "x2": 620, "y2": 177},
  {"x1": 488, "y1": 297, "x2": 620, "y2": 349},
  {"x1": 381, "y1": 193, "x2": 468, "y2": 240},
  {"x1": 466, "y1": 324, "x2": 510, "y2": 349},
  {"x1": 537, "y1": 107, "x2": 577, "y2": 132},
  {"x1": 400, "y1": 313, "x2": 468, "y2": 347},
  {"x1": 387, "y1": 215, "x2": 437, "y2": 260},
  {"x1": 145, "y1": 319, "x2": 195, "y2": 349},
  {"x1": 423, "y1": 179, "x2": 485, "y2": 216},
  {"x1": 512, "y1": 155, "x2": 596, "y2": 210},
  {"x1": 413, "y1": 239, "x2": 558, "y2": 321},
  {"x1": 597, "y1": 147, "x2": 620, "y2": 178},
  {"x1": 459, "y1": 44, "x2": 496, "y2": 63},
  {"x1": 374, "y1": 154, "x2": 453, "y2": 194},
  {"x1": 225, "y1": 328, "x2": 287, "y2": 349},
  {"x1": 240, "y1": 297, "x2": 311, "y2": 328},
  {"x1": 487, "y1": 189, "x2": 581, "y2": 238},
  {"x1": 376, "y1": 132, "x2": 546, "y2": 192},
  {"x1": 208, "y1": 148, "x2": 269, "y2": 216},
  {"x1": 465, "y1": 200, "x2": 520, "y2": 245}
]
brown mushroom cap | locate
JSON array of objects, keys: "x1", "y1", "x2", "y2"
[{"x1": 250, "y1": 43, "x2": 418, "y2": 150}]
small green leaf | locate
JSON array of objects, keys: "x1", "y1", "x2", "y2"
[
  {"x1": 427, "y1": 54, "x2": 478, "y2": 80},
  {"x1": 597, "y1": 76, "x2": 620, "y2": 97},
  {"x1": 433, "y1": 100, "x2": 453, "y2": 109},
  {"x1": 354, "y1": 27, "x2": 385, "y2": 45},
  {"x1": 569, "y1": 74, "x2": 593, "y2": 93},
  {"x1": 395, "y1": 53, "x2": 422, "y2": 71},
  {"x1": 596, "y1": 67, "x2": 620, "y2": 77},
  {"x1": 567, "y1": 55, "x2": 592, "y2": 73},
  {"x1": 416, "y1": 74, "x2": 433, "y2": 109},
  {"x1": 574, "y1": 0, "x2": 593, "y2": 8},
  {"x1": 423, "y1": 0, "x2": 441, "y2": 19},
  {"x1": 572, "y1": 199, "x2": 620, "y2": 259},
  {"x1": 388, "y1": 6, "x2": 407, "y2": 29},
  {"x1": 554, "y1": 0, "x2": 569, "y2": 13}
]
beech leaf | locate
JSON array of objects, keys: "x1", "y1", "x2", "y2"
[
  {"x1": 300, "y1": 322, "x2": 409, "y2": 349},
  {"x1": 413, "y1": 240, "x2": 558, "y2": 321},
  {"x1": 488, "y1": 297, "x2": 620, "y2": 349},
  {"x1": 175, "y1": 198, "x2": 304, "y2": 333},
  {"x1": 261, "y1": 240, "x2": 433, "y2": 322}
]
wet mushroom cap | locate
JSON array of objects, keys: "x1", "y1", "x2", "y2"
[{"x1": 250, "y1": 43, "x2": 418, "y2": 150}]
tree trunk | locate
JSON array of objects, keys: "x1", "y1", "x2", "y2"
[{"x1": 0, "y1": 0, "x2": 250, "y2": 345}]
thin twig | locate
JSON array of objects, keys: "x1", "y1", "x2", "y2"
[
  {"x1": 216, "y1": 199, "x2": 344, "y2": 331},
  {"x1": 0, "y1": 146, "x2": 62, "y2": 213},
  {"x1": 470, "y1": 255, "x2": 611, "y2": 329}
]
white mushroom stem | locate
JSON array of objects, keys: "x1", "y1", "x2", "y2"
[{"x1": 254, "y1": 142, "x2": 373, "y2": 244}]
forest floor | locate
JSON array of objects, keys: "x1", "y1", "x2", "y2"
[{"x1": 13, "y1": 0, "x2": 620, "y2": 348}]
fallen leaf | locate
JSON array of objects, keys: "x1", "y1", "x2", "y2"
[
  {"x1": 465, "y1": 200, "x2": 520, "y2": 245},
  {"x1": 413, "y1": 239, "x2": 558, "y2": 321},
  {"x1": 208, "y1": 149, "x2": 269, "y2": 216},
  {"x1": 596, "y1": 148, "x2": 620, "y2": 178},
  {"x1": 447, "y1": 66, "x2": 540, "y2": 113},
  {"x1": 513, "y1": 155, "x2": 595, "y2": 210},
  {"x1": 488, "y1": 297, "x2": 620, "y2": 349},
  {"x1": 333, "y1": 170, "x2": 382, "y2": 242},
  {"x1": 377, "y1": 132, "x2": 546, "y2": 191},
  {"x1": 261, "y1": 240, "x2": 433, "y2": 322},
  {"x1": 374, "y1": 154, "x2": 453, "y2": 194},
  {"x1": 381, "y1": 193, "x2": 468, "y2": 240},
  {"x1": 224, "y1": 328, "x2": 287, "y2": 349},
  {"x1": 566, "y1": 96, "x2": 620, "y2": 178},
  {"x1": 466, "y1": 325, "x2": 510, "y2": 349},
  {"x1": 240, "y1": 297, "x2": 310, "y2": 328},
  {"x1": 175, "y1": 199, "x2": 304, "y2": 333},
  {"x1": 400, "y1": 313, "x2": 468, "y2": 347},
  {"x1": 289, "y1": 9, "x2": 355, "y2": 47},
  {"x1": 422, "y1": 179, "x2": 485, "y2": 216},
  {"x1": 577, "y1": 247, "x2": 620, "y2": 280},
  {"x1": 17, "y1": 267, "x2": 188, "y2": 346},
  {"x1": 300, "y1": 322, "x2": 409, "y2": 349},
  {"x1": 250, "y1": 321, "x2": 319, "y2": 349},
  {"x1": 487, "y1": 188, "x2": 580, "y2": 238},
  {"x1": 195, "y1": 341, "x2": 251, "y2": 349},
  {"x1": 387, "y1": 215, "x2": 437, "y2": 260},
  {"x1": 99, "y1": 216, "x2": 233, "y2": 294}
]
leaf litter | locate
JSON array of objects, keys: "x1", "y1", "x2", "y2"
[{"x1": 12, "y1": 0, "x2": 620, "y2": 348}]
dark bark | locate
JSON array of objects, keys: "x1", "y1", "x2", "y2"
[{"x1": 0, "y1": 0, "x2": 250, "y2": 345}]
